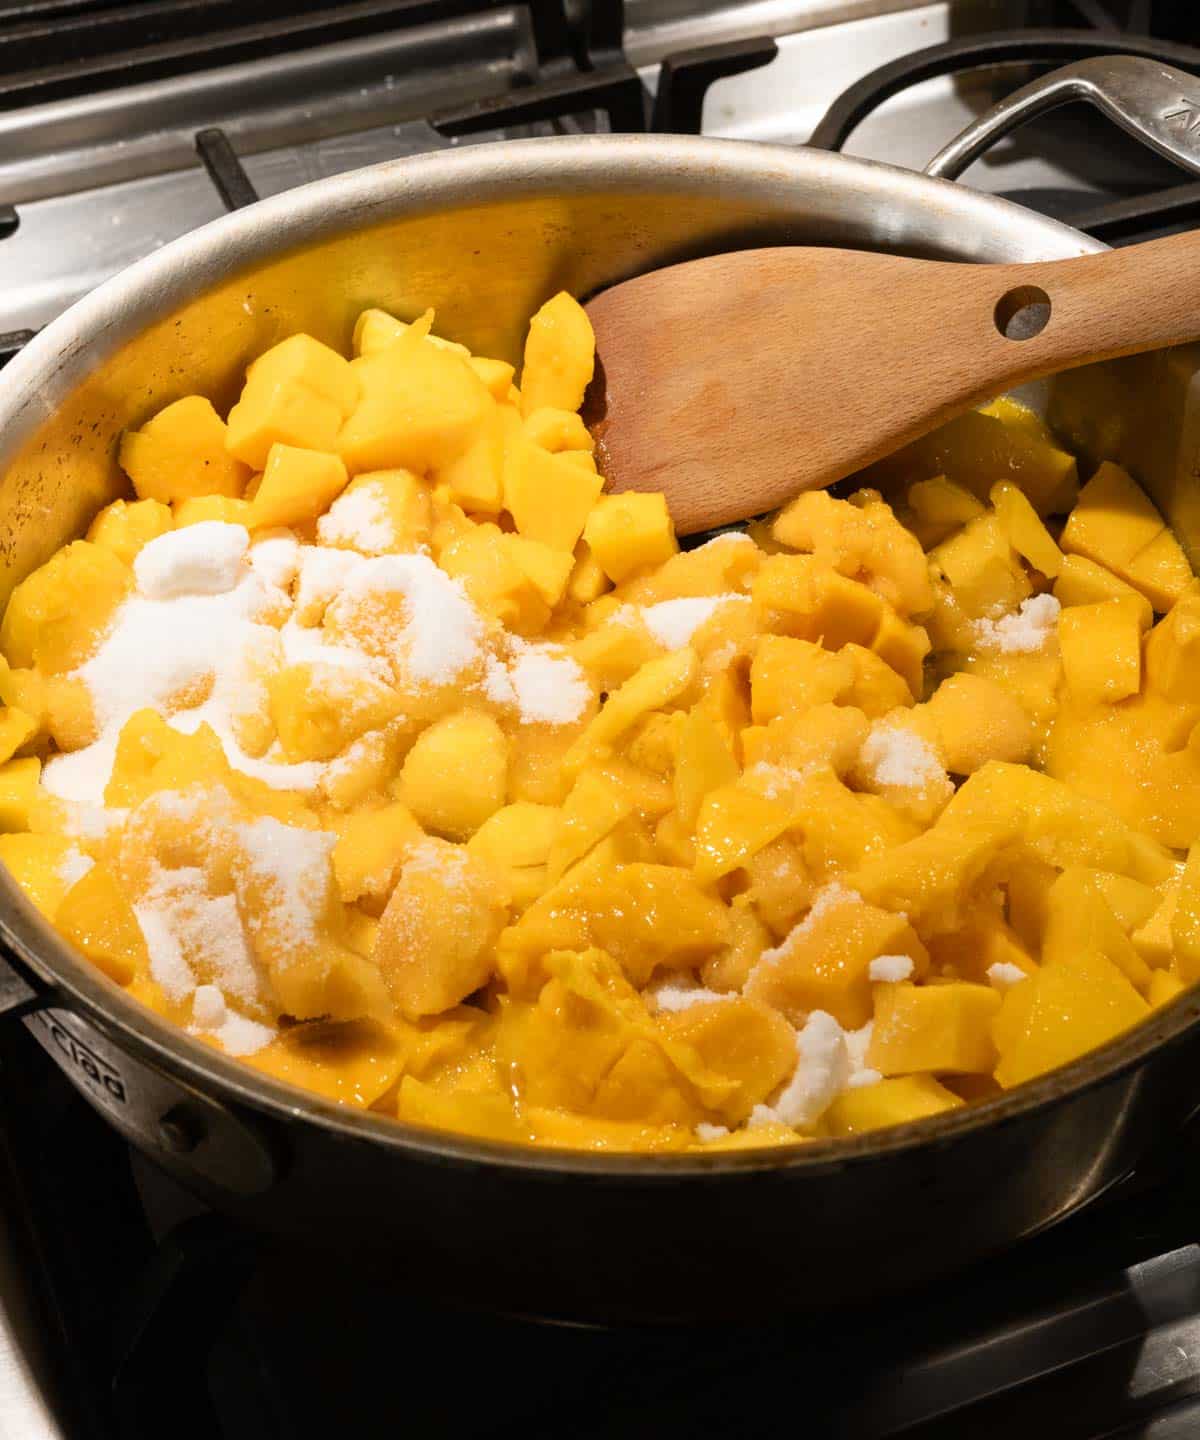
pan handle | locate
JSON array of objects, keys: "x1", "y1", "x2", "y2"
[
  {"x1": 925, "y1": 55, "x2": 1200, "y2": 183},
  {"x1": 0, "y1": 940, "x2": 278, "y2": 1196}
]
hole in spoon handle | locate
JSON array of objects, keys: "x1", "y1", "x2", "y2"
[{"x1": 995, "y1": 285, "x2": 1052, "y2": 341}]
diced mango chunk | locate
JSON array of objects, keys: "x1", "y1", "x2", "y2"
[
  {"x1": 584, "y1": 494, "x2": 678, "y2": 584},
  {"x1": 1, "y1": 541, "x2": 131, "y2": 674},
  {"x1": 520, "y1": 292, "x2": 595, "y2": 417},
  {"x1": 1058, "y1": 598, "x2": 1143, "y2": 705},
  {"x1": 825, "y1": 1075, "x2": 964, "y2": 1136},
  {"x1": 994, "y1": 950, "x2": 1149, "y2": 1088},
  {"x1": 122, "y1": 396, "x2": 250, "y2": 501},
  {"x1": 868, "y1": 981, "x2": 1001, "y2": 1075},
  {"x1": 249, "y1": 443, "x2": 348, "y2": 530},
  {"x1": 376, "y1": 839, "x2": 508, "y2": 1017},
  {"x1": 1062, "y1": 462, "x2": 1193, "y2": 612},
  {"x1": 400, "y1": 710, "x2": 508, "y2": 840},
  {"x1": 55, "y1": 861, "x2": 146, "y2": 985}
]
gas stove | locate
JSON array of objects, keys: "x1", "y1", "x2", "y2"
[{"x1": 4, "y1": 3, "x2": 1200, "y2": 1437}]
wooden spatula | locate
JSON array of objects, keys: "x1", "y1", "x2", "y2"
[{"x1": 583, "y1": 235, "x2": 1200, "y2": 535}]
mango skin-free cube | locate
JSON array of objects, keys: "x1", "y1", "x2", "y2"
[
  {"x1": 55, "y1": 862, "x2": 146, "y2": 986},
  {"x1": 825, "y1": 1075, "x2": 964, "y2": 1136},
  {"x1": 122, "y1": 395, "x2": 250, "y2": 502},
  {"x1": 1058, "y1": 598, "x2": 1143, "y2": 705},
  {"x1": 1, "y1": 541, "x2": 131, "y2": 674},
  {"x1": 1061, "y1": 461, "x2": 1193, "y2": 611},
  {"x1": 993, "y1": 951, "x2": 1149, "y2": 1089},
  {"x1": 868, "y1": 981, "x2": 1001, "y2": 1076},
  {"x1": 339, "y1": 331, "x2": 491, "y2": 476},
  {"x1": 744, "y1": 889, "x2": 928, "y2": 1028},
  {"x1": 504, "y1": 438, "x2": 603, "y2": 553},
  {"x1": 249, "y1": 443, "x2": 349, "y2": 530},
  {"x1": 400, "y1": 709, "x2": 509, "y2": 841},
  {"x1": 520, "y1": 292, "x2": 595, "y2": 417},
  {"x1": 584, "y1": 493, "x2": 678, "y2": 584}
]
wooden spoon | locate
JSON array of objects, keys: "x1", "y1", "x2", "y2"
[{"x1": 583, "y1": 236, "x2": 1200, "y2": 535}]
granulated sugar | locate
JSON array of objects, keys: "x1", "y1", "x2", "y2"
[
  {"x1": 134, "y1": 522, "x2": 249, "y2": 599},
  {"x1": 507, "y1": 645, "x2": 590, "y2": 725},
  {"x1": 58, "y1": 847, "x2": 95, "y2": 889},
  {"x1": 987, "y1": 961, "x2": 1029, "y2": 988},
  {"x1": 482, "y1": 654, "x2": 518, "y2": 707},
  {"x1": 133, "y1": 863, "x2": 263, "y2": 1006},
  {"x1": 42, "y1": 524, "x2": 290, "y2": 804},
  {"x1": 752, "y1": 1010, "x2": 850, "y2": 1128},
  {"x1": 640, "y1": 594, "x2": 748, "y2": 649},
  {"x1": 645, "y1": 971, "x2": 731, "y2": 1013},
  {"x1": 316, "y1": 481, "x2": 396, "y2": 555},
  {"x1": 294, "y1": 545, "x2": 367, "y2": 624},
  {"x1": 236, "y1": 816, "x2": 336, "y2": 950},
  {"x1": 247, "y1": 528, "x2": 302, "y2": 592},
  {"x1": 868, "y1": 953, "x2": 914, "y2": 982},
  {"x1": 326, "y1": 553, "x2": 483, "y2": 686},
  {"x1": 860, "y1": 725, "x2": 943, "y2": 789},
  {"x1": 972, "y1": 592, "x2": 1061, "y2": 654}
]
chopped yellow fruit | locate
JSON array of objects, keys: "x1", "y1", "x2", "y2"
[
  {"x1": 825, "y1": 1075, "x2": 964, "y2": 1136},
  {"x1": 504, "y1": 437, "x2": 603, "y2": 552},
  {"x1": 658, "y1": 997, "x2": 797, "y2": 1124},
  {"x1": 693, "y1": 783, "x2": 792, "y2": 884},
  {"x1": 520, "y1": 292, "x2": 595, "y2": 417},
  {"x1": 173, "y1": 495, "x2": 254, "y2": 528},
  {"x1": 400, "y1": 710, "x2": 508, "y2": 840},
  {"x1": 121, "y1": 395, "x2": 250, "y2": 501},
  {"x1": 994, "y1": 950, "x2": 1149, "y2": 1088},
  {"x1": 268, "y1": 663, "x2": 404, "y2": 763},
  {"x1": 376, "y1": 839, "x2": 507, "y2": 1017},
  {"x1": 921, "y1": 673, "x2": 1033, "y2": 774},
  {"x1": 523, "y1": 407, "x2": 594, "y2": 453},
  {"x1": 1061, "y1": 462, "x2": 1193, "y2": 611},
  {"x1": 249, "y1": 443, "x2": 348, "y2": 529},
  {"x1": 0, "y1": 756, "x2": 41, "y2": 832},
  {"x1": 1058, "y1": 598, "x2": 1143, "y2": 705},
  {"x1": 584, "y1": 493, "x2": 678, "y2": 583},
  {"x1": 868, "y1": 981, "x2": 1001, "y2": 1075},
  {"x1": 1171, "y1": 841, "x2": 1200, "y2": 983},
  {"x1": 0, "y1": 707, "x2": 36, "y2": 764},
  {"x1": 0, "y1": 833, "x2": 78, "y2": 918},
  {"x1": 990, "y1": 480, "x2": 1063, "y2": 576},
  {"x1": 905, "y1": 475, "x2": 985, "y2": 546},
  {"x1": 745, "y1": 889, "x2": 928, "y2": 1028},
  {"x1": 55, "y1": 862, "x2": 146, "y2": 986},
  {"x1": 87, "y1": 497, "x2": 173, "y2": 565},
  {"x1": 1, "y1": 541, "x2": 131, "y2": 674},
  {"x1": 339, "y1": 330, "x2": 490, "y2": 475},
  {"x1": 1053, "y1": 554, "x2": 1153, "y2": 629},
  {"x1": 331, "y1": 801, "x2": 423, "y2": 907},
  {"x1": 226, "y1": 335, "x2": 358, "y2": 469}
]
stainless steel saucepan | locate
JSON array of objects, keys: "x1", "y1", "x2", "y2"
[{"x1": 0, "y1": 55, "x2": 1198, "y2": 1324}]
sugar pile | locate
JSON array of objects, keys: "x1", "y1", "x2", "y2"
[
  {"x1": 972, "y1": 592, "x2": 1061, "y2": 654},
  {"x1": 327, "y1": 553, "x2": 484, "y2": 685},
  {"x1": 316, "y1": 481, "x2": 397, "y2": 556},
  {"x1": 134, "y1": 521, "x2": 249, "y2": 599},
  {"x1": 859, "y1": 725, "x2": 944, "y2": 790},
  {"x1": 639, "y1": 594, "x2": 749, "y2": 649},
  {"x1": 41, "y1": 523, "x2": 495, "y2": 806},
  {"x1": 868, "y1": 953, "x2": 914, "y2": 982}
]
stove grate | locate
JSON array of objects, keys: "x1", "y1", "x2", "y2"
[{"x1": 194, "y1": 127, "x2": 260, "y2": 211}]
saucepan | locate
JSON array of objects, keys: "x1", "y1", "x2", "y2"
[{"x1": 0, "y1": 55, "x2": 1198, "y2": 1325}]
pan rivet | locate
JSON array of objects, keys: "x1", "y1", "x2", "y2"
[{"x1": 158, "y1": 1104, "x2": 204, "y2": 1154}]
